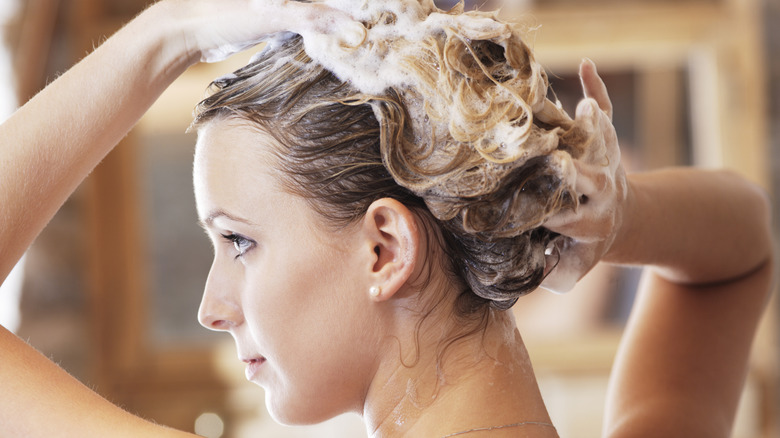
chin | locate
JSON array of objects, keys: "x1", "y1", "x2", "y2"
[{"x1": 264, "y1": 389, "x2": 341, "y2": 426}]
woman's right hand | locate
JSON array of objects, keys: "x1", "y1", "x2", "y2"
[
  {"x1": 158, "y1": 0, "x2": 362, "y2": 64},
  {"x1": 541, "y1": 59, "x2": 628, "y2": 293}
]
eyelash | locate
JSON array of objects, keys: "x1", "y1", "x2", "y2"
[{"x1": 221, "y1": 233, "x2": 254, "y2": 259}]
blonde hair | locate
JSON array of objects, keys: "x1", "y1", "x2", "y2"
[{"x1": 194, "y1": 4, "x2": 588, "y2": 311}]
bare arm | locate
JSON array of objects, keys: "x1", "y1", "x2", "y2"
[
  {"x1": 602, "y1": 169, "x2": 772, "y2": 438},
  {"x1": 0, "y1": 328, "x2": 198, "y2": 437},
  {"x1": 0, "y1": 1, "x2": 355, "y2": 435},
  {"x1": 0, "y1": 3, "x2": 191, "y2": 282},
  {"x1": 604, "y1": 257, "x2": 772, "y2": 438},
  {"x1": 607, "y1": 168, "x2": 772, "y2": 284},
  {"x1": 547, "y1": 60, "x2": 774, "y2": 437},
  {"x1": 0, "y1": 0, "x2": 354, "y2": 282}
]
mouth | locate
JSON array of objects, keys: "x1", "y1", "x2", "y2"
[{"x1": 242, "y1": 356, "x2": 267, "y2": 381}]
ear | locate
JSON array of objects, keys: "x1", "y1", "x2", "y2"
[{"x1": 361, "y1": 198, "x2": 420, "y2": 301}]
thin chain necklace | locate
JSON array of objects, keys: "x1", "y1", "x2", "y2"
[{"x1": 440, "y1": 421, "x2": 556, "y2": 437}]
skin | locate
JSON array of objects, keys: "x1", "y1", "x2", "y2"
[
  {"x1": 558, "y1": 61, "x2": 774, "y2": 437},
  {"x1": 195, "y1": 120, "x2": 382, "y2": 424},
  {"x1": 0, "y1": 2, "x2": 773, "y2": 437},
  {"x1": 0, "y1": 1, "x2": 355, "y2": 436},
  {"x1": 194, "y1": 119, "x2": 558, "y2": 436}
]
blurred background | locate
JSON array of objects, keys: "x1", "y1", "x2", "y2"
[{"x1": 0, "y1": 0, "x2": 777, "y2": 437}]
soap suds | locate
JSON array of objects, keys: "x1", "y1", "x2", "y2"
[
  {"x1": 263, "y1": 0, "x2": 593, "y2": 239},
  {"x1": 206, "y1": 0, "x2": 611, "y2": 299},
  {"x1": 271, "y1": 0, "x2": 601, "y2": 295}
]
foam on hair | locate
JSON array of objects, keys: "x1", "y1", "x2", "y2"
[
  {"x1": 196, "y1": 0, "x2": 596, "y2": 309},
  {"x1": 293, "y1": 0, "x2": 587, "y2": 237}
]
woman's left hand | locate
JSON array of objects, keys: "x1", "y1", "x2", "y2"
[{"x1": 541, "y1": 59, "x2": 629, "y2": 293}]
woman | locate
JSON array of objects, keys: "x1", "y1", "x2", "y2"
[{"x1": 0, "y1": 1, "x2": 773, "y2": 437}]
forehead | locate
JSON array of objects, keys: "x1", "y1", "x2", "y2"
[
  {"x1": 193, "y1": 118, "x2": 280, "y2": 218},
  {"x1": 195, "y1": 116, "x2": 275, "y2": 162}
]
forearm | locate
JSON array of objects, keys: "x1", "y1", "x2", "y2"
[
  {"x1": 0, "y1": 2, "x2": 195, "y2": 280},
  {"x1": 604, "y1": 171, "x2": 773, "y2": 436},
  {"x1": 605, "y1": 167, "x2": 772, "y2": 284}
]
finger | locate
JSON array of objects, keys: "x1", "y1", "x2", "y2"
[
  {"x1": 574, "y1": 98, "x2": 608, "y2": 162},
  {"x1": 574, "y1": 97, "x2": 600, "y2": 135},
  {"x1": 596, "y1": 104, "x2": 622, "y2": 172},
  {"x1": 541, "y1": 242, "x2": 587, "y2": 293},
  {"x1": 579, "y1": 58, "x2": 613, "y2": 120},
  {"x1": 543, "y1": 208, "x2": 578, "y2": 230},
  {"x1": 575, "y1": 97, "x2": 621, "y2": 175},
  {"x1": 540, "y1": 269, "x2": 578, "y2": 294}
]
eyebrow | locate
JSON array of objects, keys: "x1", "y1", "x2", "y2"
[{"x1": 198, "y1": 209, "x2": 255, "y2": 229}]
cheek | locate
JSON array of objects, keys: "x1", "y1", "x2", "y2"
[
  {"x1": 241, "y1": 248, "x2": 344, "y2": 360},
  {"x1": 243, "y1": 247, "x2": 375, "y2": 421},
  {"x1": 252, "y1": 250, "x2": 362, "y2": 365}
]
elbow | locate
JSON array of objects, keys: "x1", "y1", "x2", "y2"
[
  {"x1": 722, "y1": 170, "x2": 774, "y2": 268},
  {"x1": 731, "y1": 172, "x2": 775, "y2": 303},
  {"x1": 746, "y1": 177, "x2": 773, "y2": 265}
]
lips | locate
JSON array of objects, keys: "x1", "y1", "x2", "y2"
[{"x1": 242, "y1": 356, "x2": 267, "y2": 381}]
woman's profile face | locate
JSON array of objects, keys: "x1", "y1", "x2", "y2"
[{"x1": 193, "y1": 118, "x2": 383, "y2": 424}]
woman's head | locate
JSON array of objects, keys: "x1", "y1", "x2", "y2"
[
  {"x1": 193, "y1": 31, "x2": 576, "y2": 311},
  {"x1": 193, "y1": 0, "x2": 587, "y2": 423}
]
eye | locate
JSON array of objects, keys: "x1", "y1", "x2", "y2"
[{"x1": 221, "y1": 233, "x2": 255, "y2": 259}]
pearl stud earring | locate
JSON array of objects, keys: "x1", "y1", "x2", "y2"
[{"x1": 369, "y1": 286, "x2": 382, "y2": 298}]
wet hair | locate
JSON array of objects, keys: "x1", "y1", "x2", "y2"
[{"x1": 193, "y1": 6, "x2": 586, "y2": 315}]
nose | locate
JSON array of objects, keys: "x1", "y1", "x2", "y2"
[{"x1": 198, "y1": 261, "x2": 244, "y2": 331}]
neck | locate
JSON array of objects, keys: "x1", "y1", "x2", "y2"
[{"x1": 363, "y1": 308, "x2": 556, "y2": 438}]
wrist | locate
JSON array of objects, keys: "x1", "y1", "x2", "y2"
[
  {"x1": 602, "y1": 174, "x2": 639, "y2": 265},
  {"x1": 119, "y1": 2, "x2": 200, "y2": 79}
]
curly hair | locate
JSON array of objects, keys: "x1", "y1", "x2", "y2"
[{"x1": 193, "y1": 3, "x2": 587, "y2": 313}]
